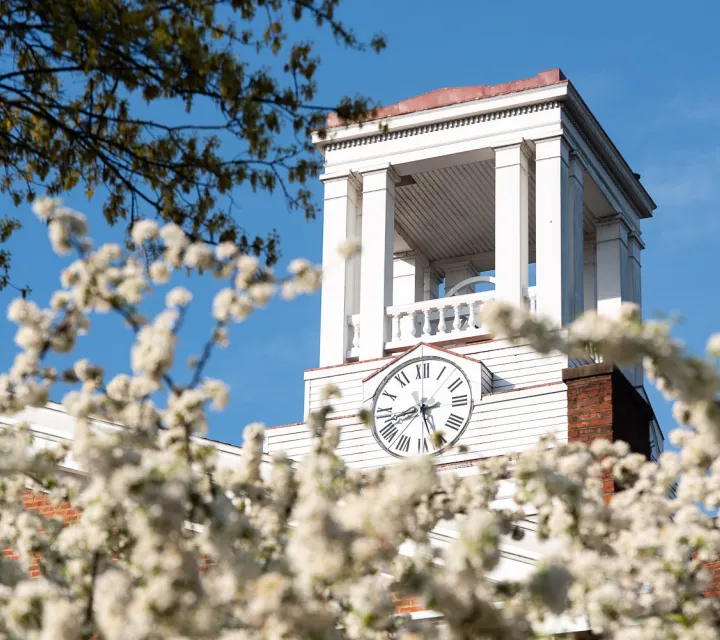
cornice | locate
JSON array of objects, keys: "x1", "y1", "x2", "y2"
[
  {"x1": 563, "y1": 84, "x2": 655, "y2": 218},
  {"x1": 324, "y1": 100, "x2": 562, "y2": 153}
]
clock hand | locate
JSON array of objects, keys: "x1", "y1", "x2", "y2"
[
  {"x1": 419, "y1": 412, "x2": 433, "y2": 454},
  {"x1": 384, "y1": 406, "x2": 419, "y2": 427},
  {"x1": 421, "y1": 409, "x2": 434, "y2": 433},
  {"x1": 390, "y1": 410, "x2": 421, "y2": 444}
]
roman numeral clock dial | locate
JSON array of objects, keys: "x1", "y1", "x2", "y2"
[{"x1": 371, "y1": 356, "x2": 473, "y2": 458}]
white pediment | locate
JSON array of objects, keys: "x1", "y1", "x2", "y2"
[{"x1": 361, "y1": 343, "x2": 491, "y2": 405}]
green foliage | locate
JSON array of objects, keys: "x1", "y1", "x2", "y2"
[{"x1": 0, "y1": 0, "x2": 384, "y2": 285}]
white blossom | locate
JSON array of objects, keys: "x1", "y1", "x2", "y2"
[
  {"x1": 215, "y1": 242, "x2": 238, "y2": 260},
  {"x1": 159, "y1": 223, "x2": 187, "y2": 252},
  {"x1": 338, "y1": 238, "x2": 361, "y2": 259},
  {"x1": 183, "y1": 242, "x2": 214, "y2": 270},
  {"x1": 165, "y1": 287, "x2": 193, "y2": 308},
  {"x1": 248, "y1": 282, "x2": 277, "y2": 307},
  {"x1": 148, "y1": 261, "x2": 172, "y2": 284},
  {"x1": 130, "y1": 219, "x2": 159, "y2": 245}
]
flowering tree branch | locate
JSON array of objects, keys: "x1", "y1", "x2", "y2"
[{"x1": 0, "y1": 199, "x2": 718, "y2": 638}]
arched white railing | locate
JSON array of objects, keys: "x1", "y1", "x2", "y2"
[{"x1": 446, "y1": 275, "x2": 496, "y2": 297}]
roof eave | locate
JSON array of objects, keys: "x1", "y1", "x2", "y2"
[{"x1": 565, "y1": 82, "x2": 656, "y2": 218}]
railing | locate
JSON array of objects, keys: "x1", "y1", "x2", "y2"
[
  {"x1": 346, "y1": 286, "x2": 537, "y2": 357},
  {"x1": 526, "y1": 286, "x2": 537, "y2": 312},
  {"x1": 385, "y1": 290, "x2": 495, "y2": 348}
]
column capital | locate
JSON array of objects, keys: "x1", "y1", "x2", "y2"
[
  {"x1": 360, "y1": 164, "x2": 401, "y2": 192},
  {"x1": 393, "y1": 249, "x2": 430, "y2": 266},
  {"x1": 320, "y1": 171, "x2": 362, "y2": 203},
  {"x1": 494, "y1": 141, "x2": 532, "y2": 169},
  {"x1": 596, "y1": 214, "x2": 631, "y2": 243},
  {"x1": 569, "y1": 151, "x2": 586, "y2": 182},
  {"x1": 320, "y1": 169, "x2": 362, "y2": 189},
  {"x1": 627, "y1": 230, "x2": 645, "y2": 250},
  {"x1": 534, "y1": 135, "x2": 570, "y2": 163}
]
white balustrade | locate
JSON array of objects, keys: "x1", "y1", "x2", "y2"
[
  {"x1": 384, "y1": 290, "x2": 495, "y2": 348},
  {"x1": 347, "y1": 287, "x2": 539, "y2": 355},
  {"x1": 347, "y1": 314, "x2": 361, "y2": 357},
  {"x1": 526, "y1": 286, "x2": 537, "y2": 313}
]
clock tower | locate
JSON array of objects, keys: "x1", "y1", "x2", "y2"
[{"x1": 265, "y1": 68, "x2": 662, "y2": 476}]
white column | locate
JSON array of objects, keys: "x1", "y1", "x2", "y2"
[
  {"x1": 359, "y1": 166, "x2": 400, "y2": 360},
  {"x1": 444, "y1": 259, "x2": 478, "y2": 296},
  {"x1": 583, "y1": 239, "x2": 598, "y2": 312},
  {"x1": 319, "y1": 172, "x2": 362, "y2": 366},
  {"x1": 494, "y1": 142, "x2": 530, "y2": 308},
  {"x1": 424, "y1": 267, "x2": 442, "y2": 301},
  {"x1": 627, "y1": 232, "x2": 644, "y2": 385},
  {"x1": 393, "y1": 251, "x2": 427, "y2": 305},
  {"x1": 535, "y1": 136, "x2": 572, "y2": 325},
  {"x1": 627, "y1": 232, "x2": 643, "y2": 314},
  {"x1": 596, "y1": 215, "x2": 630, "y2": 319},
  {"x1": 569, "y1": 153, "x2": 585, "y2": 319}
]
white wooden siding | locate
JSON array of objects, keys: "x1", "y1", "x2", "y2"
[
  {"x1": 266, "y1": 382, "x2": 568, "y2": 470},
  {"x1": 304, "y1": 339, "x2": 568, "y2": 418}
]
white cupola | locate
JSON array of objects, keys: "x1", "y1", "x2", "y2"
[{"x1": 312, "y1": 69, "x2": 655, "y2": 386}]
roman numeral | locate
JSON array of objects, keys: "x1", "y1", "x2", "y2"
[
  {"x1": 416, "y1": 363, "x2": 430, "y2": 379},
  {"x1": 451, "y1": 394, "x2": 468, "y2": 407},
  {"x1": 436, "y1": 366, "x2": 446, "y2": 381},
  {"x1": 376, "y1": 407, "x2": 392, "y2": 417},
  {"x1": 379, "y1": 423, "x2": 398, "y2": 442},
  {"x1": 396, "y1": 435, "x2": 411, "y2": 453},
  {"x1": 417, "y1": 438, "x2": 426, "y2": 454},
  {"x1": 381, "y1": 391, "x2": 397, "y2": 401},
  {"x1": 448, "y1": 377, "x2": 463, "y2": 393},
  {"x1": 394, "y1": 371, "x2": 410, "y2": 388},
  {"x1": 446, "y1": 413, "x2": 464, "y2": 431}
]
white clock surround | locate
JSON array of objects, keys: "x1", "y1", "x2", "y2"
[
  {"x1": 363, "y1": 344, "x2": 490, "y2": 458},
  {"x1": 371, "y1": 355, "x2": 473, "y2": 457}
]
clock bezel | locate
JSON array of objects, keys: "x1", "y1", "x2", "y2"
[{"x1": 371, "y1": 355, "x2": 473, "y2": 458}]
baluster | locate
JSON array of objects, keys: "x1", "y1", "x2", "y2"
[
  {"x1": 438, "y1": 305, "x2": 447, "y2": 334},
  {"x1": 411, "y1": 310, "x2": 420, "y2": 338},
  {"x1": 452, "y1": 303, "x2": 462, "y2": 333},
  {"x1": 468, "y1": 301, "x2": 478, "y2": 329},
  {"x1": 391, "y1": 313, "x2": 401, "y2": 342},
  {"x1": 351, "y1": 316, "x2": 361, "y2": 349},
  {"x1": 422, "y1": 308, "x2": 432, "y2": 336}
]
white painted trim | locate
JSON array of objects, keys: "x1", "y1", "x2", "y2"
[{"x1": 313, "y1": 84, "x2": 569, "y2": 147}]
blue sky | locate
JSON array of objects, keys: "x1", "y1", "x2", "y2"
[{"x1": 0, "y1": 0, "x2": 718, "y2": 445}]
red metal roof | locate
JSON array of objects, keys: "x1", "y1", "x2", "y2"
[{"x1": 327, "y1": 68, "x2": 567, "y2": 128}]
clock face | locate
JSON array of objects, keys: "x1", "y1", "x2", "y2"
[{"x1": 371, "y1": 356, "x2": 473, "y2": 458}]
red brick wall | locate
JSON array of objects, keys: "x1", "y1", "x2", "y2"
[
  {"x1": 704, "y1": 560, "x2": 720, "y2": 597},
  {"x1": 563, "y1": 363, "x2": 652, "y2": 458},
  {"x1": 3, "y1": 491, "x2": 81, "y2": 579},
  {"x1": 22, "y1": 490, "x2": 81, "y2": 524},
  {"x1": 563, "y1": 363, "x2": 653, "y2": 503},
  {"x1": 564, "y1": 364, "x2": 614, "y2": 447},
  {"x1": 562, "y1": 363, "x2": 720, "y2": 597},
  {"x1": 391, "y1": 594, "x2": 425, "y2": 614}
]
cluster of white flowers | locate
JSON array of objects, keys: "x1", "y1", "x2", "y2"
[{"x1": 1, "y1": 200, "x2": 720, "y2": 639}]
